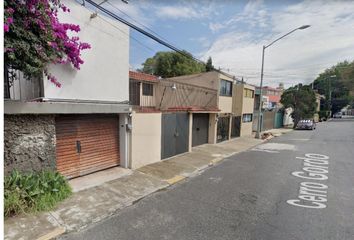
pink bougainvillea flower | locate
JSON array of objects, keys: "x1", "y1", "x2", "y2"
[
  {"x1": 4, "y1": 24, "x2": 10, "y2": 32},
  {"x1": 7, "y1": 17, "x2": 13, "y2": 24},
  {"x1": 4, "y1": 0, "x2": 90, "y2": 88}
]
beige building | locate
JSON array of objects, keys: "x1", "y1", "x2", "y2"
[
  {"x1": 128, "y1": 71, "x2": 162, "y2": 169},
  {"x1": 128, "y1": 71, "x2": 219, "y2": 168},
  {"x1": 232, "y1": 84, "x2": 255, "y2": 137},
  {"x1": 128, "y1": 70, "x2": 256, "y2": 169},
  {"x1": 165, "y1": 71, "x2": 235, "y2": 143}
]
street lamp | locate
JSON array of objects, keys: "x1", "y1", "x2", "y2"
[
  {"x1": 327, "y1": 75, "x2": 336, "y2": 116},
  {"x1": 255, "y1": 25, "x2": 311, "y2": 139}
]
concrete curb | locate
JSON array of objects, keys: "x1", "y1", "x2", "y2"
[
  {"x1": 36, "y1": 227, "x2": 66, "y2": 240},
  {"x1": 7, "y1": 132, "x2": 293, "y2": 240},
  {"x1": 165, "y1": 175, "x2": 186, "y2": 185}
]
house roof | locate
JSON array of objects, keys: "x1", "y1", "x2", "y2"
[
  {"x1": 256, "y1": 86, "x2": 283, "y2": 91},
  {"x1": 268, "y1": 95, "x2": 281, "y2": 103},
  {"x1": 166, "y1": 106, "x2": 220, "y2": 113},
  {"x1": 133, "y1": 106, "x2": 161, "y2": 113},
  {"x1": 129, "y1": 71, "x2": 159, "y2": 83}
]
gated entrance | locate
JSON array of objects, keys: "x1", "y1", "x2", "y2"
[
  {"x1": 192, "y1": 113, "x2": 209, "y2": 147},
  {"x1": 217, "y1": 116, "x2": 230, "y2": 143},
  {"x1": 231, "y1": 116, "x2": 241, "y2": 138},
  {"x1": 56, "y1": 115, "x2": 120, "y2": 178},
  {"x1": 161, "y1": 112, "x2": 189, "y2": 159},
  {"x1": 274, "y1": 110, "x2": 284, "y2": 128}
]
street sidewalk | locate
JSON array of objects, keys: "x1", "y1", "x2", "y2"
[{"x1": 4, "y1": 129, "x2": 291, "y2": 240}]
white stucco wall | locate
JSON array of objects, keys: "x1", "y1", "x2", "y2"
[
  {"x1": 44, "y1": 0, "x2": 129, "y2": 102},
  {"x1": 130, "y1": 112, "x2": 162, "y2": 169}
]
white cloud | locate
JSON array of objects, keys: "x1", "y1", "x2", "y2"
[
  {"x1": 190, "y1": 36, "x2": 211, "y2": 48},
  {"x1": 209, "y1": 22, "x2": 226, "y2": 33},
  {"x1": 104, "y1": 0, "x2": 155, "y2": 28},
  {"x1": 203, "y1": 0, "x2": 354, "y2": 88},
  {"x1": 153, "y1": 0, "x2": 219, "y2": 20},
  {"x1": 208, "y1": 0, "x2": 269, "y2": 32},
  {"x1": 156, "y1": 6, "x2": 200, "y2": 19}
]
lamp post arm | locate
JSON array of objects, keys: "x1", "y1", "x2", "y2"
[{"x1": 265, "y1": 28, "x2": 299, "y2": 49}]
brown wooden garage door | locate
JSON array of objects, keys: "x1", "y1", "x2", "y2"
[{"x1": 56, "y1": 115, "x2": 120, "y2": 178}]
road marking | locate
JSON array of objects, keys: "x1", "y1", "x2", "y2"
[
  {"x1": 254, "y1": 143, "x2": 297, "y2": 151},
  {"x1": 251, "y1": 148, "x2": 279, "y2": 153},
  {"x1": 287, "y1": 153, "x2": 329, "y2": 209},
  {"x1": 289, "y1": 138, "x2": 310, "y2": 141}
]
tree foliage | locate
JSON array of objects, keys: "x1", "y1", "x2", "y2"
[
  {"x1": 4, "y1": 0, "x2": 90, "y2": 87},
  {"x1": 141, "y1": 51, "x2": 206, "y2": 78},
  {"x1": 280, "y1": 84, "x2": 317, "y2": 126},
  {"x1": 313, "y1": 60, "x2": 354, "y2": 113},
  {"x1": 205, "y1": 57, "x2": 214, "y2": 72}
]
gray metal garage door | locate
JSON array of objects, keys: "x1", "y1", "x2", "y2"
[
  {"x1": 161, "y1": 113, "x2": 189, "y2": 159},
  {"x1": 192, "y1": 113, "x2": 209, "y2": 147}
]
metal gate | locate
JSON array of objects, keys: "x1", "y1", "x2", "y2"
[
  {"x1": 161, "y1": 113, "x2": 189, "y2": 159},
  {"x1": 274, "y1": 110, "x2": 284, "y2": 128},
  {"x1": 192, "y1": 113, "x2": 209, "y2": 147},
  {"x1": 217, "y1": 116, "x2": 230, "y2": 143},
  {"x1": 231, "y1": 116, "x2": 241, "y2": 138},
  {"x1": 263, "y1": 111, "x2": 276, "y2": 130}
]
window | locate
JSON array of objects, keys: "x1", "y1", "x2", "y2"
[
  {"x1": 243, "y1": 88, "x2": 254, "y2": 98},
  {"x1": 142, "y1": 83, "x2": 153, "y2": 96},
  {"x1": 219, "y1": 80, "x2": 232, "y2": 96},
  {"x1": 242, "y1": 114, "x2": 253, "y2": 123},
  {"x1": 129, "y1": 81, "x2": 140, "y2": 105}
]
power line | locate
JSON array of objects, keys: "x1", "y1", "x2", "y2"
[
  {"x1": 84, "y1": 0, "x2": 204, "y2": 64},
  {"x1": 97, "y1": 14, "x2": 156, "y2": 53},
  {"x1": 105, "y1": 1, "x2": 174, "y2": 46},
  {"x1": 84, "y1": 0, "x2": 234, "y2": 78}
]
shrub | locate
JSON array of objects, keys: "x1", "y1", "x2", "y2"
[
  {"x1": 319, "y1": 110, "x2": 330, "y2": 120},
  {"x1": 4, "y1": 170, "x2": 72, "y2": 218}
]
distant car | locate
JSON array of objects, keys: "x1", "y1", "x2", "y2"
[
  {"x1": 296, "y1": 119, "x2": 316, "y2": 130},
  {"x1": 333, "y1": 112, "x2": 342, "y2": 118}
]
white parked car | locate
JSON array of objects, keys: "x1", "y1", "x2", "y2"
[{"x1": 333, "y1": 112, "x2": 342, "y2": 118}]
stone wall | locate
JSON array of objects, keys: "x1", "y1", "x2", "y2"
[{"x1": 4, "y1": 114, "x2": 56, "y2": 174}]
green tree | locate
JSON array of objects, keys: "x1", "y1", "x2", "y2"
[
  {"x1": 312, "y1": 60, "x2": 354, "y2": 113},
  {"x1": 140, "y1": 51, "x2": 205, "y2": 78},
  {"x1": 205, "y1": 57, "x2": 214, "y2": 72},
  {"x1": 280, "y1": 84, "x2": 317, "y2": 127}
]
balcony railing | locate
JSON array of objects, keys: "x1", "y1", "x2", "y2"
[
  {"x1": 156, "y1": 80, "x2": 218, "y2": 111},
  {"x1": 4, "y1": 65, "x2": 43, "y2": 101}
]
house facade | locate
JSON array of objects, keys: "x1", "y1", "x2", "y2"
[
  {"x1": 255, "y1": 85, "x2": 284, "y2": 110},
  {"x1": 128, "y1": 71, "x2": 162, "y2": 169},
  {"x1": 4, "y1": 0, "x2": 131, "y2": 178},
  {"x1": 128, "y1": 71, "x2": 219, "y2": 168},
  {"x1": 231, "y1": 83, "x2": 255, "y2": 137},
  {"x1": 165, "y1": 71, "x2": 238, "y2": 144}
]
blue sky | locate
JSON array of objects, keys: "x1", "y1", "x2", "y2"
[{"x1": 102, "y1": 0, "x2": 354, "y2": 88}]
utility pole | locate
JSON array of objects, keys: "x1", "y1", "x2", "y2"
[{"x1": 255, "y1": 25, "x2": 311, "y2": 139}]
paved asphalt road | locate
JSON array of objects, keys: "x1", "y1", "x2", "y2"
[{"x1": 61, "y1": 118, "x2": 354, "y2": 240}]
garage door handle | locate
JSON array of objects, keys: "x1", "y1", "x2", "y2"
[
  {"x1": 174, "y1": 132, "x2": 179, "y2": 137},
  {"x1": 76, "y1": 140, "x2": 81, "y2": 153},
  {"x1": 196, "y1": 128, "x2": 200, "y2": 131}
]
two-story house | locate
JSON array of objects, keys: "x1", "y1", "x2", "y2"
[
  {"x1": 128, "y1": 70, "x2": 219, "y2": 168},
  {"x1": 231, "y1": 83, "x2": 255, "y2": 137},
  {"x1": 4, "y1": 0, "x2": 130, "y2": 178},
  {"x1": 165, "y1": 71, "x2": 235, "y2": 144}
]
